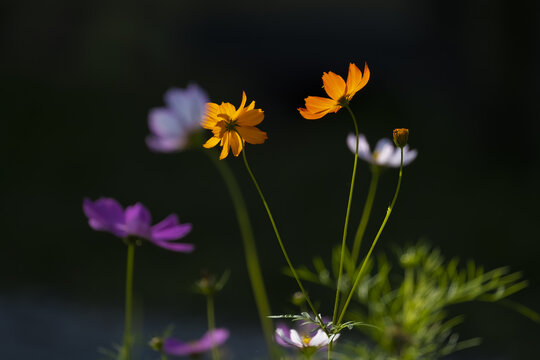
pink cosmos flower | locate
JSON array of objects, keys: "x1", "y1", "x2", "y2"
[
  {"x1": 163, "y1": 329, "x2": 229, "y2": 357},
  {"x1": 83, "y1": 197, "x2": 194, "y2": 252}
]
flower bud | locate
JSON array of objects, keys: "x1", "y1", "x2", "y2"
[
  {"x1": 194, "y1": 270, "x2": 230, "y2": 296},
  {"x1": 392, "y1": 128, "x2": 409, "y2": 148},
  {"x1": 291, "y1": 291, "x2": 306, "y2": 306},
  {"x1": 148, "y1": 337, "x2": 164, "y2": 351}
]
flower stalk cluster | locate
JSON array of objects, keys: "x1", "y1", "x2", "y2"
[
  {"x1": 198, "y1": 62, "x2": 414, "y2": 359},
  {"x1": 80, "y1": 60, "x2": 536, "y2": 360}
]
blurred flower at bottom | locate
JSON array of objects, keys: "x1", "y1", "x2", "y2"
[{"x1": 163, "y1": 329, "x2": 229, "y2": 357}]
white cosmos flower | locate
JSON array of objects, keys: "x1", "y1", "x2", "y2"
[
  {"x1": 276, "y1": 328, "x2": 339, "y2": 350},
  {"x1": 347, "y1": 133, "x2": 417, "y2": 168}
]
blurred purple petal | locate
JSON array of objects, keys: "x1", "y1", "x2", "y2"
[
  {"x1": 152, "y1": 241, "x2": 194, "y2": 253},
  {"x1": 151, "y1": 214, "x2": 179, "y2": 232},
  {"x1": 163, "y1": 338, "x2": 192, "y2": 356},
  {"x1": 151, "y1": 215, "x2": 192, "y2": 242},
  {"x1": 146, "y1": 134, "x2": 187, "y2": 153},
  {"x1": 149, "y1": 108, "x2": 183, "y2": 137},
  {"x1": 275, "y1": 323, "x2": 293, "y2": 347},
  {"x1": 147, "y1": 84, "x2": 209, "y2": 153},
  {"x1": 165, "y1": 84, "x2": 209, "y2": 130},
  {"x1": 83, "y1": 197, "x2": 126, "y2": 237},
  {"x1": 165, "y1": 84, "x2": 209, "y2": 129},
  {"x1": 122, "y1": 203, "x2": 152, "y2": 239},
  {"x1": 196, "y1": 329, "x2": 229, "y2": 351},
  {"x1": 164, "y1": 329, "x2": 229, "y2": 356},
  {"x1": 83, "y1": 198, "x2": 194, "y2": 253}
]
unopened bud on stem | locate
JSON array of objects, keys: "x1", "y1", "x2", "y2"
[
  {"x1": 393, "y1": 128, "x2": 409, "y2": 148},
  {"x1": 149, "y1": 337, "x2": 163, "y2": 351}
]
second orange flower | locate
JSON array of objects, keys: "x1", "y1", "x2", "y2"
[{"x1": 298, "y1": 63, "x2": 370, "y2": 120}]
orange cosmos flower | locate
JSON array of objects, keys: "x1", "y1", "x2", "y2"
[
  {"x1": 202, "y1": 91, "x2": 268, "y2": 160},
  {"x1": 298, "y1": 63, "x2": 370, "y2": 120}
]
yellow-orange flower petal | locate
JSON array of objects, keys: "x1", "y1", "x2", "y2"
[
  {"x1": 322, "y1": 72, "x2": 346, "y2": 101},
  {"x1": 219, "y1": 102, "x2": 236, "y2": 120},
  {"x1": 298, "y1": 107, "x2": 328, "y2": 120},
  {"x1": 236, "y1": 126, "x2": 268, "y2": 144},
  {"x1": 233, "y1": 91, "x2": 248, "y2": 119},
  {"x1": 203, "y1": 136, "x2": 220, "y2": 148},
  {"x1": 299, "y1": 62, "x2": 370, "y2": 120},
  {"x1": 345, "y1": 63, "x2": 370, "y2": 99},
  {"x1": 237, "y1": 109, "x2": 264, "y2": 127},
  {"x1": 298, "y1": 96, "x2": 341, "y2": 120},
  {"x1": 246, "y1": 101, "x2": 256, "y2": 111},
  {"x1": 202, "y1": 103, "x2": 221, "y2": 129},
  {"x1": 219, "y1": 132, "x2": 231, "y2": 160},
  {"x1": 304, "y1": 96, "x2": 340, "y2": 113},
  {"x1": 229, "y1": 131, "x2": 243, "y2": 156}
]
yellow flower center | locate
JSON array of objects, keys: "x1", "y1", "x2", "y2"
[{"x1": 302, "y1": 335, "x2": 311, "y2": 345}]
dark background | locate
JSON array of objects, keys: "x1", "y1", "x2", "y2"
[{"x1": 2, "y1": 0, "x2": 539, "y2": 359}]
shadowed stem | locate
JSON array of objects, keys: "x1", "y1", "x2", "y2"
[
  {"x1": 207, "y1": 295, "x2": 220, "y2": 360},
  {"x1": 337, "y1": 147, "x2": 404, "y2": 325},
  {"x1": 204, "y1": 151, "x2": 275, "y2": 356},
  {"x1": 350, "y1": 167, "x2": 380, "y2": 266},
  {"x1": 123, "y1": 240, "x2": 135, "y2": 360},
  {"x1": 241, "y1": 147, "x2": 328, "y2": 334},
  {"x1": 332, "y1": 104, "x2": 359, "y2": 326}
]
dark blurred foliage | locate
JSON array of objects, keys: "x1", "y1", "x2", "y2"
[{"x1": 1, "y1": 0, "x2": 539, "y2": 359}]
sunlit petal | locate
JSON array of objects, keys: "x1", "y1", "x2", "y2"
[
  {"x1": 203, "y1": 136, "x2": 220, "y2": 149},
  {"x1": 233, "y1": 91, "x2": 248, "y2": 119},
  {"x1": 236, "y1": 126, "x2": 268, "y2": 144},
  {"x1": 322, "y1": 71, "x2": 346, "y2": 100},
  {"x1": 229, "y1": 131, "x2": 244, "y2": 156},
  {"x1": 219, "y1": 132, "x2": 231, "y2": 160},
  {"x1": 237, "y1": 109, "x2": 264, "y2": 126}
]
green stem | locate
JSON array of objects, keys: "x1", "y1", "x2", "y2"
[
  {"x1": 241, "y1": 148, "x2": 328, "y2": 334},
  {"x1": 207, "y1": 295, "x2": 220, "y2": 360},
  {"x1": 327, "y1": 341, "x2": 333, "y2": 360},
  {"x1": 160, "y1": 352, "x2": 168, "y2": 360},
  {"x1": 204, "y1": 151, "x2": 276, "y2": 356},
  {"x1": 123, "y1": 240, "x2": 135, "y2": 360},
  {"x1": 337, "y1": 148, "x2": 404, "y2": 325},
  {"x1": 350, "y1": 168, "x2": 380, "y2": 266},
  {"x1": 332, "y1": 104, "x2": 359, "y2": 325}
]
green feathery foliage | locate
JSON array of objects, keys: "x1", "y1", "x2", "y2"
[{"x1": 289, "y1": 241, "x2": 537, "y2": 360}]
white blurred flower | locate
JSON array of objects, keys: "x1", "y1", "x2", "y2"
[
  {"x1": 347, "y1": 133, "x2": 417, "y2": 167},
  {"x1": 146, "y1": 84, "x2": 208, "y2": 152}
]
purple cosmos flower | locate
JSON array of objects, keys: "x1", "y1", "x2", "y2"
[
  {"x1": 275, "y1": 322, "x2": 339, "y2": 353},
  {"x1": 163, "y1": 329, "x2": 229, "y2": 357},
  {"x1": 83, "y1": 197, "x2": 194, "y2": 252},
  {"x1": 147, "y1": 84, "x2": 209, "y2": 152},
  {"x1": 347, "y1": 133, "x2": 418, "y2": 167}
]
